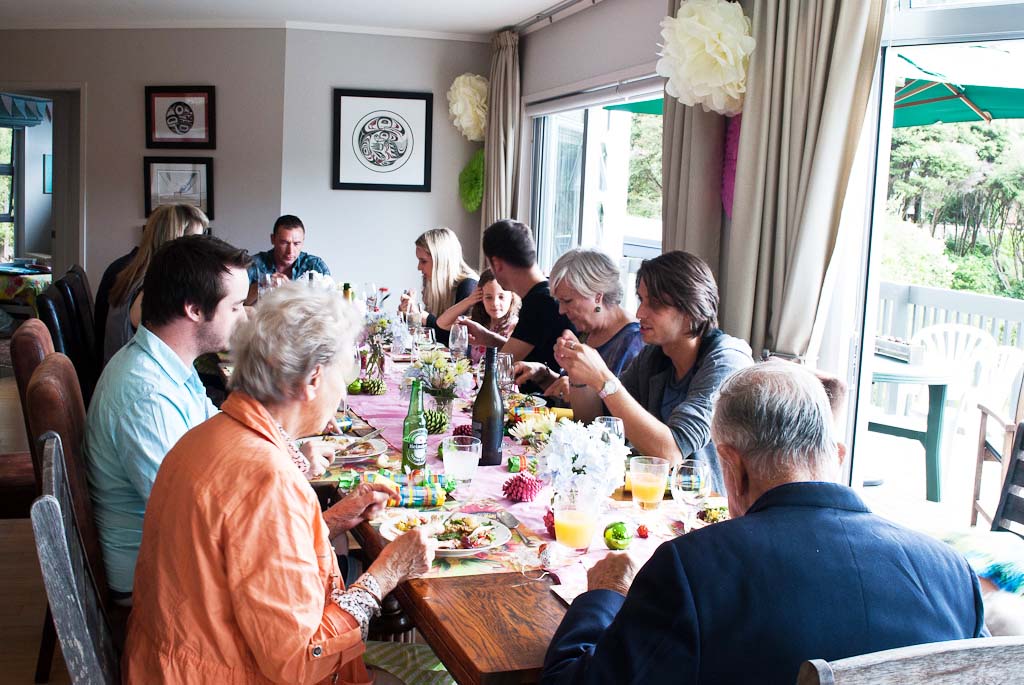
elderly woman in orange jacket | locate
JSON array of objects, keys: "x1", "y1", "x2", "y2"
[{"x1": 123, "y1": 283, "x2": 435, "y2": 684}]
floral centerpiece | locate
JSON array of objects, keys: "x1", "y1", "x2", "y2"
[
  {"x1": 508, "y1": 412, "x2": 558, "y2": 451},
  {"x1": 407, "y1": 349, "x2": 474, "y2": 417},
  {"x1": 535, "y1": 420, "x2": 630, "y2": 503},
  {"x1": 655, "y1": 0, "x2": 756, "y2": 117}
]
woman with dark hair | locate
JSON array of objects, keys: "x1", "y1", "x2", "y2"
[{"x1": 554, "y1": 250, "x2": 753, "y2": 494}]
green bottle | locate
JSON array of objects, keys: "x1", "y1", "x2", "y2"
[{"x1": 402, "y1": 379, "x2": 428, "y2": 474}]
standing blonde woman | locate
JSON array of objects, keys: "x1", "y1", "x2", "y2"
[
  {"x1": 399, "y1": 227, "x2": 478, "y2": 345},
  {"x1": 101, "y1": 204, "x2": 209, "y2": 363}
]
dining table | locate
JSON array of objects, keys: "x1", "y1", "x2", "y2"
[{"x1": 302, "y1": 350, "x2": 698, "y2": 685}]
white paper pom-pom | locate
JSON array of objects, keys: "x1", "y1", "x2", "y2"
[
  {"x1": 655, "y1": 0, "x2": 756, "y2": 117},
  {"x1": 447, "y1": 73, "x2": 489, "y2": 142}
]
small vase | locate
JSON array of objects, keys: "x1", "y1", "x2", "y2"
[{"x1": 428, "y1": 393, "x2": 455, "y2": 420}]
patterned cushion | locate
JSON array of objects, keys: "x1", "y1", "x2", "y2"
[{"x1": 941, "y1": 529, "x2": 1024, "y2": 596}]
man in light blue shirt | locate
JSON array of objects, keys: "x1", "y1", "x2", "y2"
[{"x1": 85, "y1": 235, "x2": 252, "y2": 597}]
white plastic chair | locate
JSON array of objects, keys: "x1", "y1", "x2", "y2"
[{"x1": 910, "y1": 324, "x2": 998, "y2": 434}]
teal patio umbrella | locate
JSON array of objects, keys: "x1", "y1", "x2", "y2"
[{"x1": 893, "y1": 41, "x2": 1024, "y2": 128}]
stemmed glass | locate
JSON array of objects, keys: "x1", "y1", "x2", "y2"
[
  {"x1": 669, "y1": 459, "x2": 711, "y2": 531},
  {"x1": 414, "y1": 327, "x2": 436, "y2": 357},
  {"x1": 364, "y1": 282, "x2": 378, "y2": 310},
  {"x1": 495, "y1": 352, "x2": 515, "y2": 394},
  {"x1": 449, "y1": 324, "x2": 469, "y2": 360}
]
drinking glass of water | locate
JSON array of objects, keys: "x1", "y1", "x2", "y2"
[{"x1": 441, "y1": 435, "x2": 482, "y2": 495}]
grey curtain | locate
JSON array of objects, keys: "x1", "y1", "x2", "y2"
[
  {"x1": 719, "y1": 0, "x2": 886, "y2": 357},
  {"x1": 660, "y1": 0, "x2": 727, "y2": 275},
  {"x1": 481, "y1": 30, "x2": 522, "y2": 230}
]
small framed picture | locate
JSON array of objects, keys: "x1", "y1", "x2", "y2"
[
  {"x1": 144, "y1": 156, "x2": 214, "y2": 219},
  {"x1": 145, "y1": 86, "x2": 216, "y2": 149},
  {"x1": 332, "y1": 88, "x2": 432, "y2": 192}
]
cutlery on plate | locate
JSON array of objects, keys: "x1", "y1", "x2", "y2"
[
  {"x1": 497, "y1": 510, "x2": 534, "y2": 547},
  {"x1": 335, "y1": 428, "x2": 382, "y2": 455}
]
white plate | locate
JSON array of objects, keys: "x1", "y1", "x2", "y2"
[
  {"x1": 297, "y1": 436, "x2": 388, "y2": 465},
  {"x1": 378, "y1": 513, "x2": 512, "y2": 557}
]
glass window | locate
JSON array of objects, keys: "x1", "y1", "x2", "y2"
[
  {"x1": 531, "y1": 99, "x2": 663, "y2": 312},
  {"x1": 1, "y1": 127, "x2": 15, "y2": 261}
]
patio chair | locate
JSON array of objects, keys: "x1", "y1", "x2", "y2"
[
  {"x1": 910, "y1": 323, "x2": 997, "y2": 433},
  {"x1": 971, "y1": 346, "x2": 1024, "y2": 526},
  {"x1": 796, "y1": 636, "x2": 1024, "y2": 684},
  {"x1": 30, "y1": 432, "x2": 120, "y2": 684}
]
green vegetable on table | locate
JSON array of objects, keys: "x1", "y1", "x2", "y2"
[{"x1": 603, "y1": 521, "x2": 633, "y2": 550}]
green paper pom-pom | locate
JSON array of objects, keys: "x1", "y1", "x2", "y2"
[{"x1": 459, "y1": 148, "x2": 485, "y2": 213}]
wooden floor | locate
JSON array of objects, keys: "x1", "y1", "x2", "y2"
[{"x1": 0, "y1": 376, "x2": 71, "y2": 684}]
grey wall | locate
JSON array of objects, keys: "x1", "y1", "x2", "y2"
[
  {"x1": 522, "y1": 0, "x2": 665, "y2": 99},
  {"x1": 22, "y1": 115, "x2": 52, "y2": 254},
  {"x1": 0, "y1": 29, "x2": 287, "y2": 286},
  {"x1": 280, "y1": 29, "x2": 490, "y2": 295}
]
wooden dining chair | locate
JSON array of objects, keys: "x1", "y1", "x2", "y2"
[
  {"x1": 796, "y1": 636, "x2": 1024, "y2": 684},
  {"x1": 30, "y1": 432, "x2": 120, "y2": 684},
  {"x1": 12, "y1": 319, "x2": 55, "y2": 485},
  {"x1": 972, "y1": 348, "x2": 1024, "y2": 526},
  {"x1": 992, "y1": 423, "x2": 1024, "y2": 540},
  {"x1": 36, "y1": 283, "x2": 98, "y2": 407},
  {"x1": 58, "y1": 265, "x2": 98, "y2": 369}
]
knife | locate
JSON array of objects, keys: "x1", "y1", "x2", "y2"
[{"x1": 335, "y1": 428, "x2": 382, "y2": 455}]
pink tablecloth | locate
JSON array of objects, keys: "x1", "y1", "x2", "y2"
[{"x1": 342, "y1": 359, "x2": 689, "y2": 580}]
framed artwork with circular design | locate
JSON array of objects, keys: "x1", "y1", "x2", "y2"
[
  {"x1": 332, "y1": 88, "x2": 432, "y2": 192},
  {"x1": 145, "y1": 86, "x2": 216, "y2": 149}
]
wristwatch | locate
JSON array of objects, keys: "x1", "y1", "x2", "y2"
[{"x1": 598, "y1": 378, "x2": 620, "y2": 400}]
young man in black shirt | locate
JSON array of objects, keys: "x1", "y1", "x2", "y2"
[{"x1": 459, "y1": 219, "x2": 575, "y2": 393}]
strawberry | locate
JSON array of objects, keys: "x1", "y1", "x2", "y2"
[{"x1": 636, "y1": 524, "x2": 649, "y2": 539}]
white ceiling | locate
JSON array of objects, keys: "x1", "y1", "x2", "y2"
[{"x1": 0, "y1": 0, "x2": 562, "y2": 40}]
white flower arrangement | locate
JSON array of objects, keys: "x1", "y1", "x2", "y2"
[
  {"x1": 655, "y1": 0, "x2": 756, "y2": 117},
  {"x1": 447, "y1": 73, "x2": 489, "y2": 142},
  {"x1": 536, "y1": 420, "x2": 629, "y2": 501},
  {"x1": 409, "y1": 350, "x2": 474, "y2": 399}
]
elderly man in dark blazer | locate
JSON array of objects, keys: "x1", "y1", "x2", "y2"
[{"x1": 542, "y1": 361, "x2": 987, "y2": 685}]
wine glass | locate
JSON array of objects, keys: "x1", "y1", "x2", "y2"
[
  {"x1": 495, "y1": 352, "x2": 515, "y2": 394},
  {"x1": 594, "y1": 416, "x2": 625, "y2": 443},
  {"x1": 364, "y1": 282, "x2": 378, "y2": 309},
  {"x1": 669, "y1": 459, "x2": 711, "y2": 531},
  {"x1": 413, "y1": 327, "x2": 436, "y2": 359},
  {"x1": 449, "y1": 324, "x2": 469, "y2": 360}
]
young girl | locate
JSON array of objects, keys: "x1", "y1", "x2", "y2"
[
  {"x1": 398, "y1": 227, "x2": 478, "y2": 345},
  {"x1": 437, "y1": 270, "x2": 521, "y2": 362}
]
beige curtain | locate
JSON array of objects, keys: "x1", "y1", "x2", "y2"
[
  {"x1": 661, "y1": 0, "x2": 727, "y2": 274},
  {"x1": 481, "y1": 30, "x2": 522, "y2": 230},
  {"x1": 719, "y1": 0, "x2": 886, "y2": 358}
]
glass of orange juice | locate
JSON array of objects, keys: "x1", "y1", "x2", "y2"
[
  {"x1": 553, "y1": 490, "x2": 600, "y2": 554},
  {"x1": 630, "y1": 456, "x2": 670, "y2": 511}
]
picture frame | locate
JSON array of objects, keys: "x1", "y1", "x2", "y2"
[
  {"x1": 144, "y1": 156, "x2": 214, "y2": 219},
  {"x1": 42, "y1": 153, "x2": 52, "y2": 194},
  {"x1": 145, "y1": 86, "x2": 216, "y2": 149},
  {"x1": 332, "y1": 88, "x2": 432, "y2": 192}
]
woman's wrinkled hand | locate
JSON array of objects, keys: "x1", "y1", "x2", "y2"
[
  {"x1": 298, "y1": 440, "x2": 333, "y2": 479},
  {"x1": 325, "y1": 482, "x2": 397, "y2": 534},
  {"x1": 369, "y1": 527, "x2": 437, "y2": 596}
]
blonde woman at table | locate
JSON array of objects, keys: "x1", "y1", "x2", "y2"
[
  {"x1": 398, "y1": 227, "x2": 478, "y2": 346},
  {"x1": 514, "y1": 248, "x2": 643, "y2": 402},
  {"x1": 124, "y1": 283, "x2": 437, "y2": 685},
  {"x1": 102, "y1": 204, "x2": 209, "y2": 364}
]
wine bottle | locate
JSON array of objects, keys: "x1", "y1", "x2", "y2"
[
  {"x1": 402, "y1": 379, "x2": 428, "y2": 475},
  {"x1": 473, "y1": 347, "x2": 505, "y2": 466}
]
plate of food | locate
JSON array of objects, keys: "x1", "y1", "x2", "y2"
[
  {"x1": 297, "y1": 435, "x2": 389, "y2": 465},
  {"x1": 379, "y1": 512, "x2": 512, "y2": 557},
  {"x1": 505, "y1": 393, "x2": 547, "y2": 411}
]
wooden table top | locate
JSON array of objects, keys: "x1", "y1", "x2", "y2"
[{"x1": 356, "y1": 520, "x2": 567, "y2": 685}]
